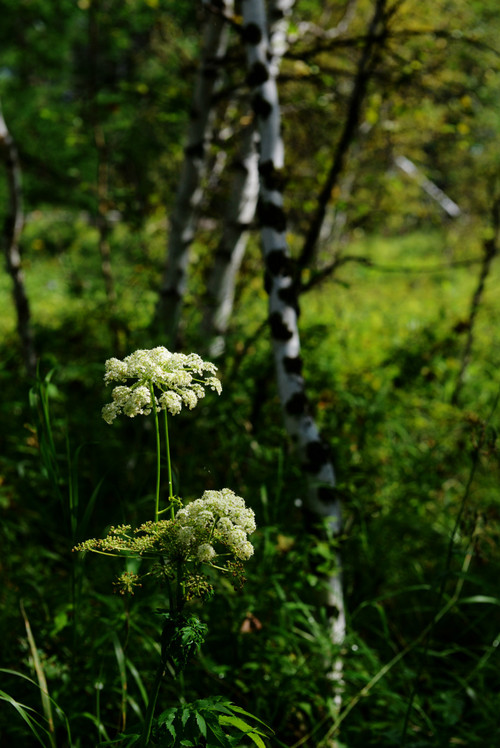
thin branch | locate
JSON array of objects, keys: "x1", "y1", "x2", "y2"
[
  {"x1": 299, "y1": 255, "x2": 485, "y2": 295},
  {"x1": 286, "y1": 27, "x2": 500, "y2": 62},
  {"x1": 297, "y1": 0, "x2": 390, "y2": 273},
  {"x1": 451, "y1": 198, "x2": 499, "y2": 406}
]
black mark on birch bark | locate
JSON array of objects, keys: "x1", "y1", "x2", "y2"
[
  {"x1": 269, "y1": 7, "x2": 285, "y2": 22},
  {"x1": 242, "y1": 23, "x2": 262, "y2": 44},
  {"x1": 260, "y1": 160, "x2": 286, "y2": 191},
  {"x1": 326, "y1": 604, "x2": 340, "y2": 619},
  {"x1": 247, "y1": 61, "x2": 269, "y2": 87},
  {"x1": 259, "y1": 201, "x2": 286, "y2": 232},
  {"x1": 285, "y1": 391, "x2": 308, "y2": 415},
  {"x1": 185, "y1": 142, "x2": 205, "y2": 159},
  {"x1": 252, "y1": 94, "x2": 272, "y2": 119},
  {"x1": 283, "y1": 356, "x2": 303, "y2": 375},
  {"x1": 267, "y1": 248, "x2": 292, "y2": 276},
  {"x1": 305, "y1": 440, "x2": 330, "y2": 472},
  {"x1": 317, "y1": 485, "x2": 336, "y2": 506},
  {"x1": 269, "y1": 311, "x2": 293, "y2": 340},
  {"x1": 278, "y1": 285, "x2": 298, "y2": 312}
]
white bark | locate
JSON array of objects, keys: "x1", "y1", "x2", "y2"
[
  {"x1": 242, "y1": 0, "x2": 344, "y2": 669},
  {"x1": 203, "y1": 123, "x2": 260, "y2": 356},
  {"x1": 395, "y1": 155, "x2": 461, "y2": 217},
  {"x1": 0, "y1": 102, "x2": 36, "y2": 376},
  {"x1": 203, "y1": 0, "x2": 294, "y2": 356},
  {"x1": 156, "y1": 0, "x2": 234, "y2": 341}
]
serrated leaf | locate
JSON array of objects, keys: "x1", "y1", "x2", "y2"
[
  {"x1": 181, "y1": 708, "x2": 190, "y2": 728},
  {"x1": 208, "y1": 720, "x2": 233, "y2": 747},
  {"x1": 196, "y1": 711, "x2": 207, "y2": 737}
]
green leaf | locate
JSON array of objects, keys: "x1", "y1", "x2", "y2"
[
  {"x1": 157, "y1": 709, "x2": 177, "y2": 740},
  {"x1": 195, "y1": 711, "x2": 207, "y2": 738},
  {"x1": 229, "y1": 705, "x2": 272, "y2": 729},
  {"x1": 0, "y1": 691, "x2": 51, "y2": 748},
  {"x1": 247, "y1": 733, "x2": 267, "y2": 748},
  {"x1": 207, "y1": 720, "x2": 233, "y2": 748},
  {"x1": 459, "y1": 595, "x2": 500, "y2": 606},
  {"x1": 220, "y1": 714, "x2": 259, "y2": 733}
]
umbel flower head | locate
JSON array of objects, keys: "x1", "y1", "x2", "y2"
[
  {"x1": 73, "y1": 489, "x2": 256, "y2": 598},
  {"x1": 102, "y1": 347, "x2": 222, "y2": 424},
  {"x1": 74, "y1": 489, "x2": 256, "y2": 564},
  {"x1": 176, "y1": 488, "x2": 256, "y2": 562}
]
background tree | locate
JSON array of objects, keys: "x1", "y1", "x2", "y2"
[{"x1": 0, "y1": 100, "x2": 36, "y2": 376}]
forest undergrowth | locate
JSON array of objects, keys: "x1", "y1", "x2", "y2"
[{"x1": 1, "y1": 219, "x2": 500, "y2": 747}]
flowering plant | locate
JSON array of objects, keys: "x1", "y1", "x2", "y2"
[
  {"x1": 101, "y1": 348, "x2": 221, "y2": 424},
  {"x1": 74, "y1": 348, "x2": 263, "y2": 746}
]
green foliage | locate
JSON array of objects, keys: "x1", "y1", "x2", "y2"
[
  {"x1": 160, "y1": 613, "x2": 208, "y2": 675},
  {"x1": 154, "y1": 696, "x2": 271, "y2": 748},
  {"x1": 2, "y1": 227, "x2": 500, "y2": 746}
]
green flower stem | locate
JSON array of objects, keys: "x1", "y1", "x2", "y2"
[
  {"x1": 176, "y1": 559, "x2": 184, "y2": 613},
  {"x1": 141, "y1": 568, "x2": 185, "y2": 747},
  {"x1": 164, "y1": 410, "x2": 174, "y2": 511},
  {"x1": 150, "y1": 385, "x2": 161, "y2": 523}
]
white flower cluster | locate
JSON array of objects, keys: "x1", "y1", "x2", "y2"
[
  {"x1": 176, "y1": 488, "x2": 256, "y2": 562},
  {"x1": 101, "y1": 347, "x2": 222, "y2": 424}
]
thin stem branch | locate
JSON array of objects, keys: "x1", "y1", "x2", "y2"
[
  {"x1": 150, "y1": 385, "x2": 161, "y2": 523},
  {"x1": 164, "y1": 410, "x2": 174, "y2": 509}
]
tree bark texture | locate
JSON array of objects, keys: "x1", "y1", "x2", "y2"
[
  {"x1": 202, "y1": 0, "x2": 294, "y2": 356},
  {"x1": 0, "y1": 102, "x2": 36, "y2": 376},
  {"x1": 242, "y1": 0, "x2": 345, "y2": 652},
  {"x1": 156, "y1": 0, "x2": 233, "y2": 343},
  {"x1": 203, "y1": 123, "x2": 260, "y2": 356}
]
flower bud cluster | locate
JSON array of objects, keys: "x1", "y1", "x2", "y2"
[{"x1": 102, "y1": 347, "x2": 222, "y2": 424}]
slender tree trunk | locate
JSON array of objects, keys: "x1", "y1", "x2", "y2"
[
  {"x1": 0, "y1": 102, "x2": 36, "y2": 377},
  {"x1": 202, "y1": 0, "x2": 294, "y2": 357},
  {"x1": 203, "y1": 123, "x2": 260, "y2": 356},
  {"x1": 242, "y1": 0, "x2": 345, "y2": 689},
  {"x1": 155, "y1": 0, "x2": 234, "y2": 344},
  {"x1": 451, "y1": 198, "x2": 499, "y2": 405}
]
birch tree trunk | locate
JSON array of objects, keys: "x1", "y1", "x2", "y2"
[
  {"x1": 242, "y1": 0, "x2": 345, "y2": 678},
  {"x1": 203, "y1": 122, "x2": 260, "y2": 356},
  {"x1": 155, "y1": 0, "x2": 233, "y2": 344},
  {"x1": 0, "y1": 102, "x2": 36, "y2": 377},
  {"x1": 202, "y1": 0, "x2": 294, "y2": 357}
]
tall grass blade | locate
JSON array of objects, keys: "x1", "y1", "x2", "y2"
[
  {"x1": 0, "y1": 690, "x2": 52, "y2": 747},
  {"x1": 20, "y1": 601, "x2": 56, "y2": 748}
]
